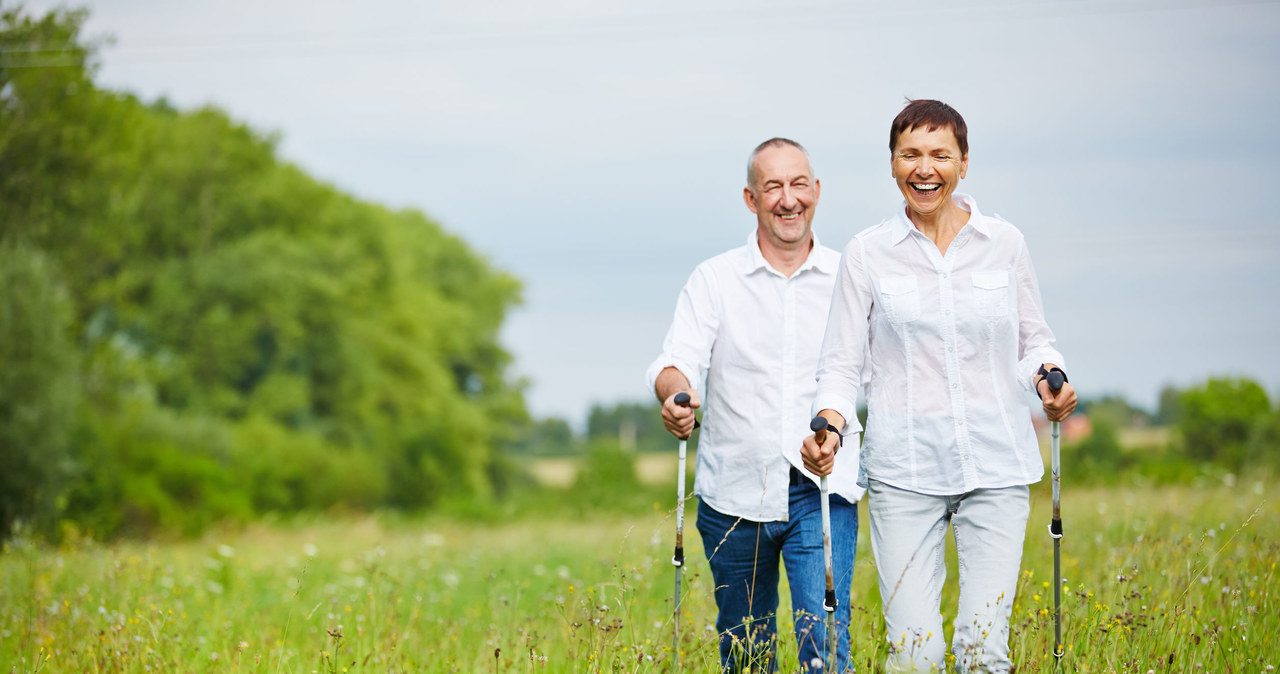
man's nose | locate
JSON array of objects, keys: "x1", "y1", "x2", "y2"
[{"x1": 780, "y1": 185, "x2": 799, "y2": 208}]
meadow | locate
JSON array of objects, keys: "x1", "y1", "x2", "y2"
[{"x1": 2, "y1": 463, "x2": 1275, "y2": 673}]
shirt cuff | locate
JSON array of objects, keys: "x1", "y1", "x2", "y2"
[
  {"x1": 811, "y1": 393, "x2": 863, "y2": 434},
  {"x1": 1018, "y1": 350, "x2": 1066, "y2": 393},
  {"x1": 644, "y1": 357, "x2": 701, "y2": 397}
]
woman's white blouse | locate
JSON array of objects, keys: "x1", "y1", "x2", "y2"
[{"x1": 813, "y1": 194, "x2": 1065, "y2": 495}]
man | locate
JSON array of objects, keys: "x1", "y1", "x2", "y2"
[{"x1": 647, "y1": 138, "x2": 862, "y2": 673}]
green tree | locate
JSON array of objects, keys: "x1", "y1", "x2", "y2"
[
  {"x1": 1, "y1": 7, "x2": 528, "y2": 537},
  {"x1": 1178, "y1": 378, "x2": 1271, "y2": 468},
  {"x1": 1155, "y1": 385, "x2": 1183, "y2": 426},
  {"x1": 508, "y1": 417, "x2": 578, "y2": 456},
  {"x1": 0, "y1": 242, "x2": 78, "y2": 540},
  {"x1": 1245, "y1": 405, "x2": 1280, "y2": 467},
  {"x1": 572, "y1": 439, "x2": 641, "y2": 509},
  {"x1": 1068, "y1": 417, "x2": 1123, "y2": 477},
  {"x1": 1079, "y1": 395, "x2": 1150, "y2": 429},
  {"x1": 587, "y1": 401, "x2": 671, "y2": 453}
]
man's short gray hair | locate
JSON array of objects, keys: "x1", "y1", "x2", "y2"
[{"x1": 746, "y1": 137, "x2": 812, "y2": 191}]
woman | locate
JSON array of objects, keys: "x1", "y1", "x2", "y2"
[{"x1": 800, "y1": 99, "x2": 1077, "y2": 673}]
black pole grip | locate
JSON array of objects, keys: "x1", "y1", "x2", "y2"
[
  {"x1": 1050, "y1": 517, "x2": 1063, "y2": 537},
  {"x1": 673, "y1": 392, "x2": 700, "y2": 429},
  {"x1": 824, "y1": 589, "x2": 837, "y2": 613},
  {"x1": 1047, "y1": 370, "x2": 1065, "y2": 393},
  {"x1": 672, "y1": 545, "x2": 684, "y2": 567},
  {"x1": 810, "y1": 416, "x2": 829, "y2": 445}
]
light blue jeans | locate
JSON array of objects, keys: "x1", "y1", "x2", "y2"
[
  {"x1": 867, "y1": 479, "x2": 1029, "y2": 673},
  {"x1": 695, "y1": 476, "x2": 858, "y2": 673}
]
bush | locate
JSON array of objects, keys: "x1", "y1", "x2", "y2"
[
  {"x1": 63, "y1": 406, "x2": 254, "y2": 538},
  {"x1": 1178, "y1": 378, "x2": 1271, "y2": 469},
  {"x1": 572, "y1": 440, "x2": 641, "y2": 509},
  {"x1": 231, "y1": 415, "x2": 385, "y2": 512},
  {"x1": 0, "y1": 242, "x2": 78, "y2": 541},
  {"x1": 1246, "y1": 406, "x2": 1280, "y2": 467},
  {"x1": 1065, "y1": 418, "x2": 1124, "y2": 479}
]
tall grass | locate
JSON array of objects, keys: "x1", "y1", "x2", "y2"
[{"x1": 1, "y1": 475, "x2": 1275, "y2": 672}]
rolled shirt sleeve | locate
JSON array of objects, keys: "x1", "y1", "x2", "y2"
[{"x1": 645, "y1": 265, "x2": 720, "y2": 397}]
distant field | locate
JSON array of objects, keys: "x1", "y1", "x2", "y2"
[
  {"x1": 2, "y1": 478, "x2": 1275, "y2": 672},
  {"x1": 535, "y1": 425, "x2": 1176, "y2": 490},
  {"x1": 527, "y1": 452, "x2": 689, "y2": 488}
]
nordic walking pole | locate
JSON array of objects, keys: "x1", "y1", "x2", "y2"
[
  {"x1": 671, "y1": 391, "x2": 698, "y2": 670},
  {"x1": 810, "y1": 415, "x2": 838, "y2": 672},
  {"x1": 1046, "y1": 370, "x2": 1066, "y2": 662}
]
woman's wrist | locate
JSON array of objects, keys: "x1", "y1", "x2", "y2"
[{"x1": 1034, "y1": 364, "x2": 1068, "y2": 390}]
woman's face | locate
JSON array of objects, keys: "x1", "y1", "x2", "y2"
[{"x1": 891, "y1": 126, "x2": 969, "y2": 220}]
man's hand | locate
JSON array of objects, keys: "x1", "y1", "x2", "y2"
[
  {"x1": 800, "y1": 410, "x2": 844, "y2": 476},
  {"x1": 1036, "y1": 371, "x2": 1077, "y2": 422},
  {"x1": 662, "y1": 390, "x2": 701, "y2": 440}
]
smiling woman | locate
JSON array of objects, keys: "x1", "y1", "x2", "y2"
[{"x1": 803, "y1": 99, "x2": 1078, "y2": 674}]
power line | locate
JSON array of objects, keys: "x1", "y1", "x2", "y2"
[{"x1": 2, "y1": 0, "x2": 1276, "y2": 69}]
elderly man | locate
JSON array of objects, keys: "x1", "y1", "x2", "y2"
[{"x1": 648, "y1": 138, "x2": 862, "y2": 673}]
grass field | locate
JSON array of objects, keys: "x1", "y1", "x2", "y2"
[{"x1": 2, "y1": 473, "x2": 1275, "y2": 673}]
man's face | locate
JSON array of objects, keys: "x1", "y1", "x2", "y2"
[
  {"x1": 744, "y1": 145, "x2": 820, "y2": 248},
  {"x1": 891, "y1": 125, "x2": 968, "y2": 219}
]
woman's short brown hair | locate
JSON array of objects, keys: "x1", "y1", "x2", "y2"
[{"x1": 890, "y1": 99, "x2": 968, "y2": 157}]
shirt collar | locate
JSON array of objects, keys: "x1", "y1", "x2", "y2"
[
  {"x1": 744, "y1": 229, "x2": 836, "y2": 276},
  {"x1": 889, "y1": 192, "x2": 990, "y2": 244}
]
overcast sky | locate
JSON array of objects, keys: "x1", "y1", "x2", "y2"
[{"x1": 22, "y1": 0, "x2": 1280, "y2": 428}]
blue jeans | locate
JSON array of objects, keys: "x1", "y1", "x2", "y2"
[{"x1": 696, "y1": 475, "x2": 858, "y2": 673}]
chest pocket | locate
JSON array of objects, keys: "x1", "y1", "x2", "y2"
[
  {"x1": 972, "y1": 270, "x2": 1010, "y2": 317},
  {"x1": 878, "y1": 275, "x2": 920, "y2": 324}
]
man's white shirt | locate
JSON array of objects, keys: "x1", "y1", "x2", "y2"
[{"x1": 647, "y1": 231, "x2": 863, "y2": 522}]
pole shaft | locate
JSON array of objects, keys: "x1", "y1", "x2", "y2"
[
  {"x1": 821, "y1": 475, "x2": 836, "y2": 670},
  {"x1": 1050, "y1": 419, "x2": 1064, "y2": 659},
  {"x1": 673, "y1": 437, "x2": 687, "y2": 666}
]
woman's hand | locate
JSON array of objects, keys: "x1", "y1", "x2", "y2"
[{"x1": 1035, "y1": 365, "x2": 1077, "y2": 422}]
